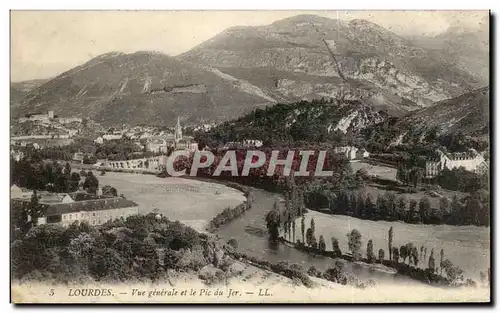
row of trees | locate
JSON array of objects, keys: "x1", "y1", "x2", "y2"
[
  {"x1": 306, "y1": 189, "x2": 489, "y2": 227},
  {"x1": 11, "y1": 214, "x2": 210, "y2": 282},
  {"x1": 11, "y1": 158, "x2": 101, "y2": 195},
  {"x1": 292, "y1": 220, "x2": 478, "y2": 286}
]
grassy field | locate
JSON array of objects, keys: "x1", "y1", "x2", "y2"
[
  {"x1": 358, "y1": 184, "x2": 466, "y2": 209},
  {"x1": 351, "y1": 161, "x2": 397, "y2": 181},
  {"x1": 95, "y1": 171, "x2": 246, "y2": 232},
  {"x1": 292, "y1": 210, "x2": 490, "y2": 282}
]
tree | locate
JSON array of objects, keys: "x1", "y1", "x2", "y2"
[
  {"x1": 428, "y1": 248, "x2": 436, "y2": 274},
  {"x1": 306, "y1": 228, "x2": 313, "y2": 247},
  {"x1": 346, "y1": 229, "x2": 362, "y2": 261},
  {"x1": 292, "y1": 219, "x2": 296, "y2": 242},
  {"x1": 440, "y1": 249, "x2": 444, "y2": 274},
  {"x1": 83, "y1": 171, "x2": 99, "y2": 194},
  {"x1": 386, "y1": 193, "x2": 396, "y2": 221},
  {"x1": 318, "y1": 235, "x2": 326, "y2": 252},
  {"x1": 69, "y1": 172, "x2": 81, "y2": 192},
  {"x1": 102, "y1": 185, "x2": 118, "y2": 197},
  {"x1": 378, "y1": 249, "x2": 385, "y2": 263},
  {"x1": 388, "y1": 227, "x2": 393, "y2": 261},
  {"x1": 310, "y1": 218, "x2": 315, "y2": 236},
  {"x1": 396, "y1": 196, "x2": 407, "y2": 222},
  {"x1": 364, "y1": 194, "x2": 374, "y2": 220},
  {"x1": 64, "y1": 162, "x2": 72, "y2": 176},
  {"x1": 400, "y1": 245, "x2": 409, "y2": 264},
  {"x1": 375, "y1": 195, "x2": 388, "y2": 220},
  {"x1": 411, "y1": 246, "x2": 419, "y2": 267},
  {"x1": 355, "y1": 194, "x2": 365, "y2": 218},
  {"x1": 441, "y1": 259, "x2": 463, "y2": 285},
  {"x1": 310, "y1": 232, "x2": 318, "y2": 250},
  {"x1": 397, "y1": 164, "x2": 409, "y2": 185},
  {"x1": 392, "y1": 247, "x2": 400, "y2": 263},
  {"x1": 439, "y1": 197, "x2": 449, "y2": 216},
  {"x1": 409, "y1": 199, "x2": 421, "y2": 223},
  {"x1": 348, "y1": 193, "x2": 357, "y2": 216},
  {"x1": 418, "y1": 196, "x2": 432, "y2": 224},
  {"x1": 367, "y1": 239, "x2": 375, "y2": 263},
  {"x1": 265, "y1": 205, "x2": 281, "y2": 241},
  {"x1": 301, "y1": 216, "x2": 305, "y2": 243},
  {"x1": 29, "y1": 190, "x2": 40, "y2": 227},
  {"x1": 331, "y1": 237, "x2": 342, "y2": 257}
]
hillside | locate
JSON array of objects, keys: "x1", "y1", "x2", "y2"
[
  {"x1": 180, "y1": 14, "x2": 481, "y2": 112},
  {"x1": 408, "y1": 25, "x2": 489, "y2": 84},
  {"x1": 10, "y1": 78, "x2": 49, "y2": 105},
  {"x1": 362, "y1": 87, "x2": 490, "y2": 151},
  {"x1": 12, "y1": 52, "x2": 277, "y2": 126},
  {"x1": 196, "y1": 98, "x2": 387, "y2": 147}
]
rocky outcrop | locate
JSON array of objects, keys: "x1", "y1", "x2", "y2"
[{"x1": 180, "y1": 14, "x2": 481, "y2": 113}]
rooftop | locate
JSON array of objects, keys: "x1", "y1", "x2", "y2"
[{"x1": 42, "y1": 197, "x2": 138, "y2": 216}]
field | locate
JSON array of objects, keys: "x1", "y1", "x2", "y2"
[
  {"x1": 350, "y1": 161, "x2": 397, "y2": 181},
  {"x1": 292, "y1": 210, "x2": 490, "y2": 282},
  {"x1": 350, "y1": 161, "x2": 468, "y2": 207},
  {"x1": 95, "y1": 171, "x2": 246, "y2": 232}
]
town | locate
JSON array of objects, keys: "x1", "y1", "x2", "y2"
[{"x1": 9, "y1": 10, "x2": 490, "y2": 304}]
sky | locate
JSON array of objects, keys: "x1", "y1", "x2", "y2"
[{"x1": 11, "y1": 10, "x2": 489, "y2": 82}]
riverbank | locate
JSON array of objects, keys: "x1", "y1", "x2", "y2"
[
  {"x1": 293, "y1": 210, "x2": 489, "y2": 282},
  {"x1": 95, "y1": 171, "x2": 246, "y2": 233}
]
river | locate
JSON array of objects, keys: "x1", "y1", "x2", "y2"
[{"x1": 215, "y1": 188, "x2": 425, "y2": 286}]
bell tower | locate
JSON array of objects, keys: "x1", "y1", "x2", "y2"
[{"x1": 174, "y1": 116, "x2": 183, "y2": 143}]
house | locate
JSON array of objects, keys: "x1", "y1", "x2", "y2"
[
  {"x1": 73, "y1": 152, "x2": 85, "y2": 163},
  {"x1": 356, "y1": 148, "x2": 370, "y2": 160},
  {"x1": 425, "y1": 149, "x2": 486, "y2": 178},
  {"x1": 94, "y1": 137, "x2": 104, "y2": 144},
  {"x1": 10, "y1": 149, "x2": 24, "y2": 161},
  {"x1": 37, "y1": 197, "x2": 139, "y2": 227},
  {"x1": 18, "y1": 111, "x2": 54, "y2": 123},
  {"x1": 10, "y1": 184, "x2": 33, "y2": 200},
  {"x1": 102, "y1": 134, "x2": 122, "y2": 141},
  {"x1": 334, "y1": 146, "x2": 359, "y2": 160},
  {"x1": 10, "y1": 184, "x2": 23, "y2": 199}
]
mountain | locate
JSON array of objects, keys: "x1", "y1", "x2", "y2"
[
  {"x1": 362, "y1": 87, "x2": 489, "y2": 151},
  {"x1": 180, "y1": 14, "x2": 482, "y2": 114},
  {"x1": 196, "y1": 98, "x2": 388, "y2": 147},
  {"x1": 12, "y1": 51, "x2": 277, "y2": 126},
  {"x1": 10, "y1": 78, "x2": 50, "y2": 105},
  {"x1": 408, "y1": 25, "x2": 489, "y2": 84}
]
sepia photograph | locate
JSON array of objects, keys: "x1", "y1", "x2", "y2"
[{"x1": 9, "y1": 10, "x2": 491, "y2": 303}]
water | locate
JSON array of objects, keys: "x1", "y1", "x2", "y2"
[{"x1": 215, "y1": 188, "x2": 421, "y2": 285}]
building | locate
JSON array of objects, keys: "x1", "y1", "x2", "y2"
[
  {"x1": 94, "y1": 137, "x2": 104, "y2": 144},
  {"x1": 10, "y1": 149, "x2": 24, "y2": 161},
  {"x1": 37, "y1": 197, "x2": 139, "y2": 227},
  {"x1": 10, "y1": 184, "x2": 33, "y2": 200},
  {"x1": 57, "y1": 117, "x2": 83, "y2": 124},
  {"x1": 356, "y1": 148, "x2": 370, "y2": 160},
  {"x1": 39, "y1": 193, "x2": 75, "y2": 205},
  {"x1": 223, "y1": 139, "x2": 263, "y2": 149},
  {"x1": 73, "y1": 152, "x2": 85, "y2": 163},
  {"x1": 425, "y1": 149, "x2": 486, "y2": 178},
  {"x1": 333, "y1": 146, "x2": 370, "y2": 161},
  {"x1": 102, "y1": 134, "x2": 122, "y2": 141},
  {"x1": 334, "y1": 146, "x2": 358, "y2": 160},
  {"x1": 18, "y1": 111, "x2": 54, "y2": 123},
  {"x1": 174, "y1": 116, "x2": 183, "y2": 143}
]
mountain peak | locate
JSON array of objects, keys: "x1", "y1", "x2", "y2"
[{"x1": 271, "y1": 14, "x2": 338, "y2": 26}]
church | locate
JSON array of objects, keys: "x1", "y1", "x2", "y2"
[{"x1": 145, "y1": 117, "x2": 198, "y2": 154}]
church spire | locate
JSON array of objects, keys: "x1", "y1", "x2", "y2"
[{"x1": 175, "y1": 116, "x2": 183, "y2": 143}]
